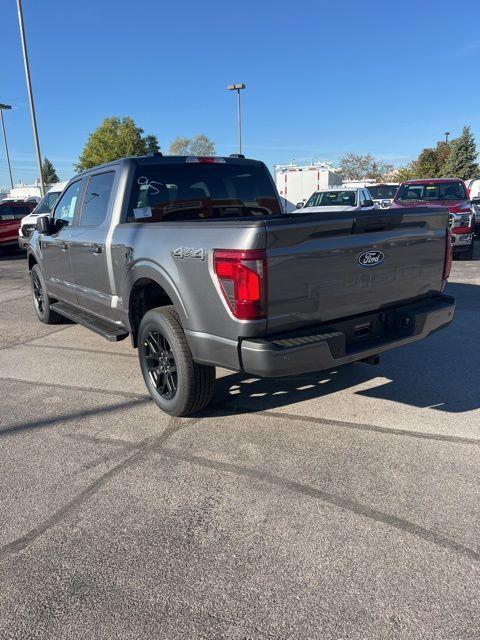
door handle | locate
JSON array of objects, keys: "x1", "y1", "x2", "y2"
[{"x1": 89, "y1": 244, "x2": 102, "y2": 254}]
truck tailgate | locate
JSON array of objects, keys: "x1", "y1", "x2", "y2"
[{"x1": 265, "y1": 207, "x2": 448, "y2": 333}]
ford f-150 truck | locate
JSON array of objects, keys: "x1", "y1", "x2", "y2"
[{"x1": 28, "y1": 154, "x2": 455, "y2": 416}]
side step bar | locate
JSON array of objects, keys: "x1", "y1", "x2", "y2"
[{"x1": 51, "y1": 302, "x2": 129, "y2": 342}]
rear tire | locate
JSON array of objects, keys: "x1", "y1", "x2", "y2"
[
  {"x1": 138, "y1": 305, "x2": 216, "y2": 417},
  {"x1": 30, "y1": 264, "x2": 63, "y2": 324}
]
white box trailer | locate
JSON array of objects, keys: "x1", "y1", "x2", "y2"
[{"x1": 275, "y1": 163, "x2": 342, "y2": 212}]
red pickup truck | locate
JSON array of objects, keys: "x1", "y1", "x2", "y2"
[
  {"x1": 391, "y1": 179, "x2": 475, "y2": 259},
  {"x1": 0, "y1": 200, "x2": 37, "y2": 252}
]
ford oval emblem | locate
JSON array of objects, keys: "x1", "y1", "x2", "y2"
[{"x1": 358, "y1": 249, "x2": 385, "y2": 266}]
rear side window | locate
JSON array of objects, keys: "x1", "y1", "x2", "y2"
[
  {"x1": 125, "y1": 162, "x2": 281, "y2": 222},
  {"x1": 80, "y1": 172, "x2": 115, "y2": 226}
]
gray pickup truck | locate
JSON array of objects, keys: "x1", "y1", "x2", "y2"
[{"x1": 28, "y1": 154, "x2": 455, "y2": 416}]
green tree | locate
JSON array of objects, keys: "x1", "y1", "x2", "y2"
[
  {"x1": 168, "y1": 134, "x2": 216, "y2": 156},
  {"x1": 144, "y1": 134, "x2": 160, "y2": 153},
  {"x1": 413, "y1": 148, "x2": 441, "y2": 178},
  {"x1": 41, "y1": 157, "x2": 59, "y2": 184},
  {"x1": 338, "y1": 153, "x2": 393, "y2": 180},
  {"x1": 76, "y1": 117, "x2": 160, "y2": 171},
  {"x1": 443, "y1": 126, "x2": 479, "y2": 179},
  {"x1": 393, "y1": 163, "x2": 417, "y2": 182}
]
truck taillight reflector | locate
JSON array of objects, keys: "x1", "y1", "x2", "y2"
[
  {"x1": 213, "y1": 249, "x2": 267, "y2": 320},
  {"x1": 443, "y1": 229, "x2": 453, "y2": 280}
]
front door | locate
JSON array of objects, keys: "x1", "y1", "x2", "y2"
[
  {"x1": 68, "y1": 170, "x2": 116, "y2": 321},
  {"x1": 41, "y1": 179, "x2": 83, "y2": 304}
]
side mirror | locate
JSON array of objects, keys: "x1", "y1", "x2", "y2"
[
  {"x1": 362, "y1": 199, "x2": 374, "y2": 208},
  {"x1": 36, "y1": 216, "x2": 51, "y2": 235},
  {"x1": 296, "y1": 202, "x2": 304, "y2": 209}
]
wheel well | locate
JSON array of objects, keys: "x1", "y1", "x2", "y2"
[
  {"x1": 28, "y1": 254, "x2": 37, "y2": 271},
  {"x1": 129, "y1": 278, "x2": 173, "y2": 347}
]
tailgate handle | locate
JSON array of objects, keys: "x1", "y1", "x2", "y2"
[{"x1": 352, "y1": 213, "x2": 403, "y2": 234}]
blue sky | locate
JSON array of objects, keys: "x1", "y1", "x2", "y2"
[{"x1": 1, "y1": 0, "x2": 480, "y2": 187}]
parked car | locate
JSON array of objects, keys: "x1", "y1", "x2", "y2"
[
  {"x1": 391, "y1": 179, "x2": 475, "y2": 259},
  {"x1": 0, "y1": 199, "x2": 37, "y2": 252},
  {"x1": 28, "y1": 154, "x2": 454, "y2": 416},
  {"x1": 296, "y1": 187, "x2": 376, "y2": 213},
  {"x1": 18, "y1": 182, "x2": 68, "y2": 249},
  {"x1": 361, "y1": 183, "x2": 399, "y2": 208}
]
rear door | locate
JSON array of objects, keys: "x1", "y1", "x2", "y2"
[
  {"x1": 68, "y1": 170, "x2": 116, "y2": 320},
  {"x1": 0, "y1": 205, "x2": 18, "y2": 246},
  {"x1": 265, "y1": 207, "x2": 448, "y2": 333}
]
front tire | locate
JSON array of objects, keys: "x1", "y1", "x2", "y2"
[
  {"x1": 138, "y1": 306, "x2": 216, "y2": 417},
  {"x1": 30, "y1": 264, "x2": 63, "y2": 324}
]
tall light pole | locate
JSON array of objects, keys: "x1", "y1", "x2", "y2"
[
  {"x1": 227, "y1": 83, "x2": 246, "y2": 155},
  {"x1": 16, "y1": 0, "x2": 45, "y2": 196},
  {"x1": 0, "y1": 104, "x2": 14, "y2": 189},
  {"x1": 445, "y1": 131, "x2": 450, "y2": 145}
]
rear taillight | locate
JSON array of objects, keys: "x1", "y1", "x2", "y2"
[
  {"x1": 443, "y1": 228, "x2": 453, "y2": 280},
  {"x1": 213, "y1": 249, "x2": 267, "y2": 320}
]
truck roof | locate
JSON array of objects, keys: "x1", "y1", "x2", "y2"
[
  {"x1": 74, "y1": 154, "x2": 262, "y2": 177},
  {"x1": 402, "y1": 178, "x2": 465, "y2": 184}
]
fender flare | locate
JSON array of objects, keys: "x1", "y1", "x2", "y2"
[{"x1": 124, "y1": 259, "x2": 189, "y2": 328}]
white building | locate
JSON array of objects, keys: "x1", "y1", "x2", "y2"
[{"x1": 274, "y1": 161, "x2": 342, "y2": 212}]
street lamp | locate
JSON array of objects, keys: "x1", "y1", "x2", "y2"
[
  {"x1": 16, "y1": 0, "x2": 45, "y2": 196},
  {"x1": 445, "y1": 131, "x2": 450, "y2": 145},
  {"x1": 227, "y1": 83, "x2": 246, "y2": 155},
  {"x1": 0, "y1": 104, "x2": 14, "y2": 189}
]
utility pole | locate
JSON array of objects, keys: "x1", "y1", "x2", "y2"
[
  {"x1": 227, "y1": 83, "x2": 246, "y2": 155},
  {"x1": 445, "y1": 131, "x2": 450, "y2": 145},
  {"x1": 0, "y1": 104, "x2": 14, "y2": 189},
  {"x1": 16, "y1": 0, "x2": 45, "y2": 196}
]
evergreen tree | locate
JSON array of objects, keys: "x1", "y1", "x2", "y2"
[
  {"x1": 41, "y1": 157, "x2": 59, "y2": 184},
  {"x1": 443, "y1": 126, "x2": 479, "y2": 179}
]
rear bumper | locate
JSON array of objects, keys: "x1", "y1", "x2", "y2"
[{"x1": 240, "y1": 294, "x2": 455, "y2": 377}]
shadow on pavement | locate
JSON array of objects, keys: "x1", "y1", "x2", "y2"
[
  {"x1": 208, "y1": 281, "x2": 480, "y2": 416},
  {"x1": 0, "y1": 251, "x2": 26, "y2": 262}
]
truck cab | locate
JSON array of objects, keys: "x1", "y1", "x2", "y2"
[{"x1": 391, "y1": 179, "x2": 475, "y2": 259}]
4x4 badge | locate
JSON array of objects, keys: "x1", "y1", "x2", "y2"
[{"x1": 172, "y1": 247, "x2": 206, "y2": 261}]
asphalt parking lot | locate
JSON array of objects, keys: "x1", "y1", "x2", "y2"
[{"x1": 0, "y1": 250, "x2": 479, "y2": 640}]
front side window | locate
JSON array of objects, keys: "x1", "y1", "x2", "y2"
[
  {"x1": 305, "y1": 190, "x2": 357, "y2": 208},
  {"x1": 126, "y1": 162, "x2": 281, "y2": 222},
  {"x1": 54, "y1": 181, "x2": 82, "y2": 225},
  {"x1": 80, "y1": 172, "x2": 115, "y2": 226}
]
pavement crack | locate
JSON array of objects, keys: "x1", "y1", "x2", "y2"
[
  {"x1": 0, "y1": 376, "x2": 149, "y2": 402},
  {"x1": 0, "y1": 417, "x2": 197, "y2": 557},
  {"x1": 209, "y1": 403, "x2": 480, "y2": 446},
  {"x1": 157, "y1": 448, "x2": 480, "y2": 564}
]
